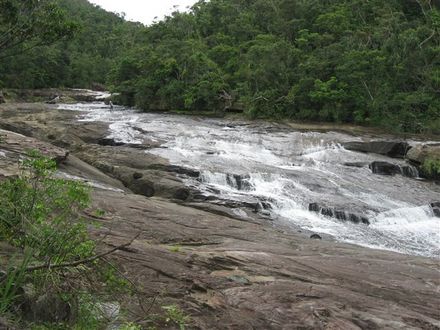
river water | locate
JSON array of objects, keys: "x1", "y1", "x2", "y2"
[{"x1": 60, "y1": 102, "x2": 440, "y2": 258}]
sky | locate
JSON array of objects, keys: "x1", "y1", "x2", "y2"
[{"x1": 89, "y1": 0, "x2": 198, "y2": 25}]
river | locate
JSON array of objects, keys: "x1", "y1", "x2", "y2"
[{"x1": 60, "y1": 102, "x2": 440, "y2": 258}]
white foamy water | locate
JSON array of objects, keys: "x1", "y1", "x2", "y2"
[{"x1": 61, "y1": 103, "x2": 440, "y2": 258}]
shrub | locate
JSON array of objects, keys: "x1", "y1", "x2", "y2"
[
  {"x1": 0, "y1": 151, "x2": 132, "y2": 327},
  {"x1": 421, "y1": 158, "x2": 440, "y2": 178}
]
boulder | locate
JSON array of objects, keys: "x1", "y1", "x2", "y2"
[
  {"x1": 406, "y1": 144, "x2": 440, "y2": 180},
  {"x1": 369, "y1": 161, "x2": 401, "y2": 176},
  {"x1": 133, "y1": 172, "x2": 143, "y2": 180},
  {"x1": 369, "y1": 162, "x2": 419, "y2": 178},
  {"x1": 310, "y1": 234, "x2": 322, "y2": 240},
  {"x1": 226, "y1": 174, "x2": 253, "y2": 191},
  {"x1": 97, "y1": 138, "x2": 125, "y2": 146},
  {"x1": 406, "y1": 144, "x2": 440, "y2": 165},
  {"x1": 155, "y1": 165, "x2": 200, "y2": 178},
  {"x1": 112, "y1": 166, "x2": 193, "y2": 201},
  {"x1": 173, "y1": 187, "x2": 191, "y2": 201},
  {"x1": 343, "y1": 141, "x2": 411, "y2": 158},
  {"x1": 309, "y1": 203, "x2": 370, "y2": 225},
  {"x1": 128, "y1": 176, "x2": 155, "y2": 197},
  {"x1": 431, "y1": 202, "x2": 440, "y2": 218}
]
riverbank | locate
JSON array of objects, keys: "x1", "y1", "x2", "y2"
[
  {"x1": 1, "y1": 96, "x2": 439, "y2": 328},
  {"x1": 3, "y1": 88, "x2": 439, "y2": 140}
]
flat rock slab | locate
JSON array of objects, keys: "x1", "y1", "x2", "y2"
[
  {"x1": 0, "y1": 129, "x2": 68, "y2": 178},
  {"x1": 343, "y1": 141, "x2": 410, "y2": 158},
  {"x1": 1, "y1": 100, "x2": 440, "y2": 329},
  {"x1": 89, "y1": 189, "x2": 440, "y2": 330}
]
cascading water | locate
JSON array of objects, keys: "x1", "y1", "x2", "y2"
[{"x1": 59, "y1": 102, "x2": 440, "y2": 258}]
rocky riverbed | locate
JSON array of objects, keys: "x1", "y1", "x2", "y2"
[{"x1": 0, "y1": 94, "x2": 439, "y2": 329}]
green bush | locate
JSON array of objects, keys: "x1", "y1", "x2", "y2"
[
  {"x1": 422, "y1": 158, "x2": 440, "y2": 178},
  {"x1": 0, "y1": 151, "x2": 132, "y2": 327}
]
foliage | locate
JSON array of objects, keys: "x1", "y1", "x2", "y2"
[
  {"x1": 0, "y1": 151, "x2": 130, "y2": 328},
  {"x1": 106, "y1": 0, "x2": 439, "y2": 133},
  {"x1": 162, "y1": 304, "x2": 191, "y2": 330},
  {"x1": 0, "y1": 0, "x2": 77, "y2": 57},
  {"x1": 0, "y1": 0, "x2": 145, "y2": 89},
  {"x1": 0, "y1": 250, "x2": 33, "y2": 314},
  {"x1": 119, "y1": 322, "x2": 142, "y2": 330},
  {"x1": 0, "y1": 151, "x2": 92, "y2": 257},
  {"x1": 1, "y1": 0, "x2": 439, "y2": 132},
  {"x1": 422, "y1": 158, "x2": 440, "y2": 177}
]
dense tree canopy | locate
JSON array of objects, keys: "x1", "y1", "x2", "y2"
[
  {"x1": 108, "y1": 0, "x2": 440, "y2": 133},
  {"x1": 0, "y1": 0, "x2": 439, "y2": 133},
  {"x1": 0, "y1": 0, "x2": 144, "y2": 88},
  {"x1": 0, "y1": 0, "x2": 77, "y2": 57}
]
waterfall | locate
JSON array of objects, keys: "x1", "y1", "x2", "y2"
[
  {"x1": 62, "y1": 100, "x2": 440, "y2": 258},
  {"x1": 399, "y1": 164, "x2": 419, "y2": 178}
]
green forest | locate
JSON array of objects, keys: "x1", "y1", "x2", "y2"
[{"x1": 1, "y1": 0, "x2": 439, "y2": 133}]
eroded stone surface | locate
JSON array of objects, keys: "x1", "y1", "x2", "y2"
[
  {"x1": 88, "y1": 189, "x2": 440, "y2": 329},
  {"x1": 0, "y1": 128, "x2": 68, "y2": 178},
  {"x1": 1, "y1": 101, "x2": 440, "y2": 329}
]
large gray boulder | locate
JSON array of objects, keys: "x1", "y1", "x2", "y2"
[
  {"x1": 343, "y1": 141, "x2": 410, "y2": 158},
  {"x1": 369, "y1": 161, "x2": 401, "y2": 176},
  {"x1": 406, "y1": 144, "x2": 440, "y2": 180},
  {"x1": 406, "y1": 144, "x2": 440, "y2": 165}
]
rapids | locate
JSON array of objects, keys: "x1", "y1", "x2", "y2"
[{"x1": 59, "y1": 102, "x2": 440, "y2": 258}]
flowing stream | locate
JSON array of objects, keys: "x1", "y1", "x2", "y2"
[{"x1": 60, "y1": 102, "x2": 440, "y2": 258}]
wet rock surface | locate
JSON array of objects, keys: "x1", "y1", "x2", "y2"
[
  {"x1": 88, "y1": 189, "x2": 440, "y2": 329},
  {"x1": 407, "y1": 144, "x2": 440, "y2": 165},
  {"x1": 431, "y1": 202, "x2": 440, "y2": 217},
  {"x1": 308, "y1": 203, "x2": 370, "y2": 225},
  {"x1": 369, "y1": 161, "x2": 420, "y2": 178},
  {"x1": 343, "y1": 161, "x2": 369, "y2": 168},
  {"x1": 369, "y1": 161, "x2": 402, "y2": 176},
  {"x1": 343, "y1": 140, "x2": 411, "y2": 158},
  {"x1": 1, "y1": 99, "x2": 440, "y2": 329}
]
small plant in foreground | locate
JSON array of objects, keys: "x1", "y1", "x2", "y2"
[
  {"x1": 0, "y1": 150, "x2": 134, "y2": 328},
  {"x1": 119, "y1": 322, "x2": 142, "y2": 330},
  {"x1": 162, "y1": 304, "x2": 190, "y2": 330}
]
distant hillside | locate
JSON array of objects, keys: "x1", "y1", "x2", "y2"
[
  {"x1": 0, "y1": 0, "x2": 439, "y2": 133},
  {"x1": 0, "y1": 0, "x2": 145, "y2": 89},
  {"x1": 108, "y1": 0, "x2": 440, "y2": 133}
]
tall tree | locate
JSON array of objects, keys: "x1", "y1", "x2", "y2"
[{"x1": 0, "y1": 0, "x2": 76, "y2": 58}]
